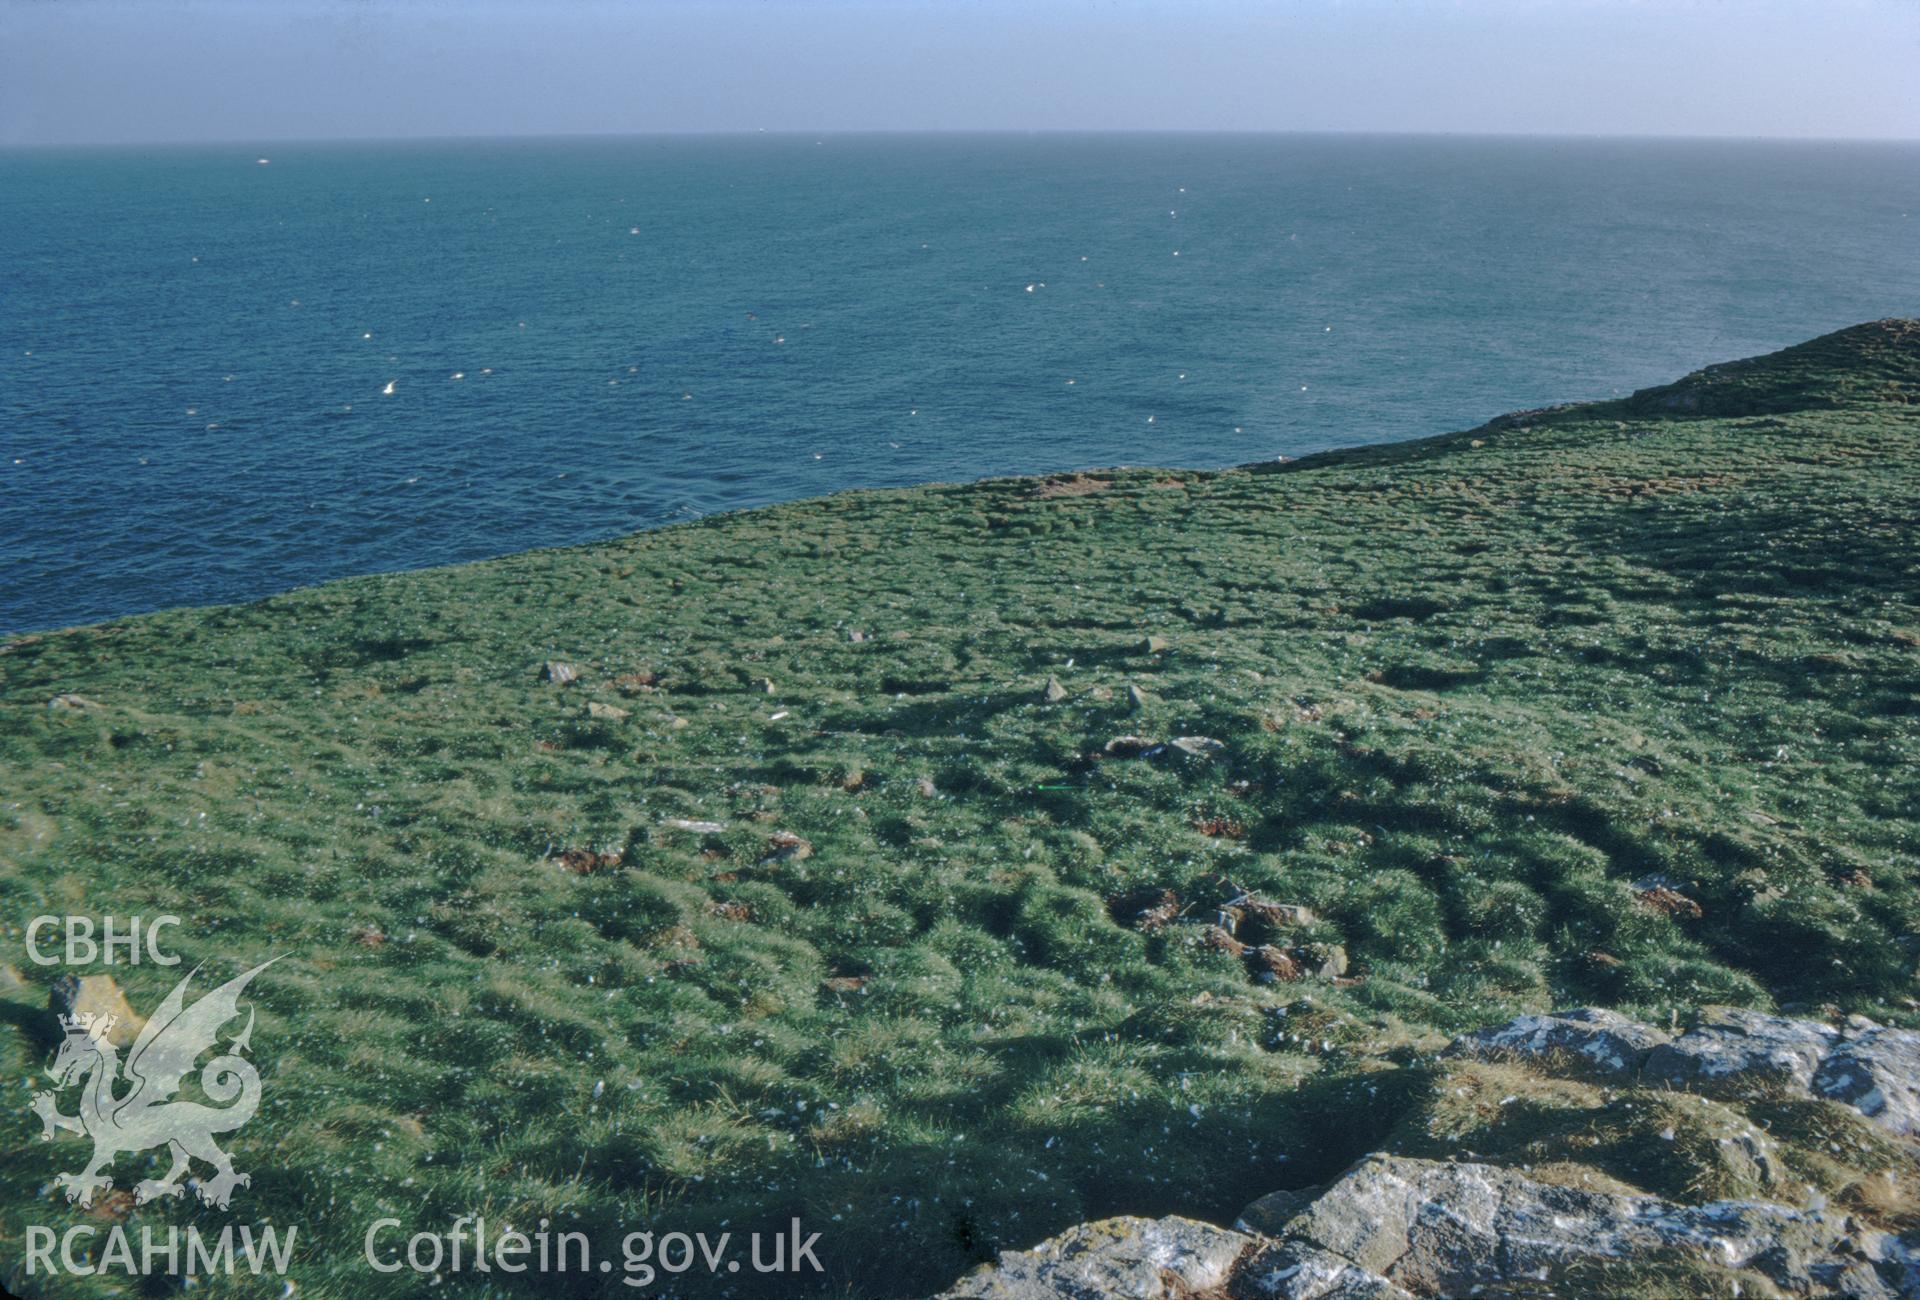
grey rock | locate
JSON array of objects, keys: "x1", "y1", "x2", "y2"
[
  {"x1": 1279, "y1": 1154, "x2": 1916, "y2": 1299},
  {"x1": 1815, "y1": 1024, "x2": 1920, "y2": 1137},
  {"x1": 1042, "y1": 676, "x2": 1068, "y2": 703},
  {"x1": 1127, "y1": 684, "x2": 1151, "y2": 712},
  {"x1": 47, "y1": 693, "x2": 99, "y2": 711},
  {"x1": 934, "y1": 1215, "x2": 1252, "y2": 1299},
  {"x1": 1445, "y1": 1006, "x2": 1672, "y2": 1080},
  {"x1": 661, "y1": 818, "x2": 727, "y2": 834},
  {"x1": 541, "y1": 660, "x2": 579, "y2": 685},
  {"x1": 1644, "y1": 1008, "x2": 1841, "y2": 1097},
  {"x1": 1167, "y1": 735, "x2": 1225, "y2": 758},
  {"x1": 1235, "y1": 1185, "x2": 1324, "y2": 1235},
  {"x1": 1312, "y1": 944, "x2": 1349, "y2": 979},
  {"x1": 1234, "y1": 1242, "x2": 1414, "y2": 1299},
  {"x1": 1141, "y1": 635, "x2": 1170, "y2": 655}
]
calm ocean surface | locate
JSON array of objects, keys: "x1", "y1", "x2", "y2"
[{"x1": 3, "y1": 134, "x2": 1917, "y2": 632}]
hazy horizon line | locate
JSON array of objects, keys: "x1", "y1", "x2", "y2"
[{"x1": 8, "y1": 125, "x2": 1920, "y2": 153}]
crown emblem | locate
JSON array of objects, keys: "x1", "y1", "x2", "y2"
[{"x1": 58, "y1": 1011, "x2": 118, "y2": 1042}]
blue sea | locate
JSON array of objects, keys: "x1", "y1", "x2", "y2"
[{"x1": 3, "y1": 134, "x2": 1918, "y2": 633}]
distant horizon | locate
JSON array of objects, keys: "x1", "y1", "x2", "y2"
[{"x1": 9, "y1": 126, "x2": 1920, "y2": 153}]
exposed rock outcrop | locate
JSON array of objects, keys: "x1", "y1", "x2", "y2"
[
  {"x1": 1453, "y1": 1005, "x2": 1920, "y2": 1136},
  {"x1": 937, "y1": 1215, "x2": 1252, "y2": 1299},
  {"x1": 937, "y1": 1004, "x2": 1920, "y2": 1298},
  {"x1": 937, "y1": 1155, "x2": 1920, "y2": 1299}
]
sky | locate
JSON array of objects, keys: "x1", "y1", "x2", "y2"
[{"x1": 3, "y1": 0, "x2": 1918, "y2": 147}]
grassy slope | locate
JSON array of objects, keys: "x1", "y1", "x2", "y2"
[{"x1": 1, "y1": 321, "x2": 1916, "y2": 1298}]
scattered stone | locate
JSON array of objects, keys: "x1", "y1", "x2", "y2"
[
  {"x1": 822, "y1": 975, "x2": 869, "y2": 996},
  {"x1": 1127, "y1": 684, "x2": 1151, "y2": 711},
  {"x1": 349, "y1": 925, "x2": 387, "y2": 948},
  {"x1": 1031, "y1": 473, "x2": 1112, "y2": 499},
  {"x1": 1089, "y1": 685, "x2": 1114, "y2": 701},
  {"x1": 1308, "y1": 944, "x2": 1349, "y2": 979},
  {"x1": 1202, "y1": 925, "x2": 1248, "y2": 957},
  {"x1": 1446, "y1": 1007, "x2": 1672, "y2": 1081},
  {"x1": 707, "y1": 901, "x2": 752, "y2": 922},
  {"x1": 1239, "y1": 901, "x2": 1315, "y2": 942},
  {"x1": 1245, "y1": 945, "x2": 1302, "y2": 983},
  {"x1": 586, "y1": 701, "x2": 630, "y2": 721},
  {"x1": 1042, "y1": 676, "x2": 1068, "y2": 703},
  {"x1": 662, "y1": 818, "x2": 727, "y2": 834},
  {"x1": 916, "y1": 777, "x2": 939, "y2": 798},
  {"x1": 614, "y1": 670, "x2": 657, "y2": 693},
  {"x1": 0, "y1": 963, "x2": 24, "y2": 995},
  {"x1": 49, "y1": 974, "x2": 143, "y2": 1048},
  {"x1": 750, "y1": 677, "x2": 776, "y2": 694},
  {"x1": 1644, "y1": 1007, "x2": 1841, "y2": 1097},
  {"x1": 1167, "y1": 735, "x2": 1224, "y2": 758},
  {"x1": 762, "y1": 830, "x2": 812, "y2": 863},
  {"x1": 551, "y1": 847, "x2": 622, "y2": 874},
  {"x1": 1103, "y1": 734, "x2": 1157, "y2": 758},
  {"x1": 47, "y1": 693, "x2": 99, "y2": 711},
  {"x1": 847, "y1": 630, "x2": 867, "y2": 643},
  {"x1": 667, "y1": 715, "x2": 690, "y2": 729},
  {"x1": 936, "y1": 1215, "x2": 1251, "y2": 1300},
  {"x1": 1635, "y1": 883, "x2": 1703, "y2": 920},
  {"x1": 1110, "y1": 886, "x2": 1182, "y2": 932},
  {"x1": 541, "y1": 661, "x2": 579, "y2": 685},
  {"x1": 1141, "y1": 634, "x2": 1171, "y2": 654}
]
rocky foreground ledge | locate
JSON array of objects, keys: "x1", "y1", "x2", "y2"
[{"x1": 937, "y1": 1007, "x2": 1920, "y2": 1299}]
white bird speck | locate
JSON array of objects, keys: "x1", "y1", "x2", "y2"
[{"x1": 381, "y1": 380, "x2": 396, "y2": 396}]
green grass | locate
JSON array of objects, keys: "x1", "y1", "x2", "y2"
[{"x1": 1, "y1": 320, "x2": 1916, "y2": 1297}]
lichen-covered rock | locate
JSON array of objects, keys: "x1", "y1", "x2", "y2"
[
  {"x1": 1234, "y1": 1241, "x2": 1414, "y2": 1299},
  {"x1": 934, "y1": 1215, "x2": 1252, "y2": 1299},
  {"x1": 1644, "y1": 1008, "x2": 1842, "y2": 1096},
  {"x1": 1449, "y1": 1006, "x2": 1920, "y2": 1140},
  {"x1": 934, "y1": 1152, "x2": 1920, "y2": 1298},
  {"x1": 1444, "y1": 1006, "x2": 1670, "y2": 1079},
  {"x1": 1276, "y1": 1154, "x2": 1917, "y2": 1299},
  {"x1": 1815, "y1": 1025, "x2": 1920, "y2": 1137},
  {"x1": 1234, "y1": 1185, "x2": 1323, "y2": 1235}
]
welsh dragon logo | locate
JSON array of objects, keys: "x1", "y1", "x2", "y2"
[{"x1": 33, "y1": 960, "x2": 275, "y2": 1210}]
